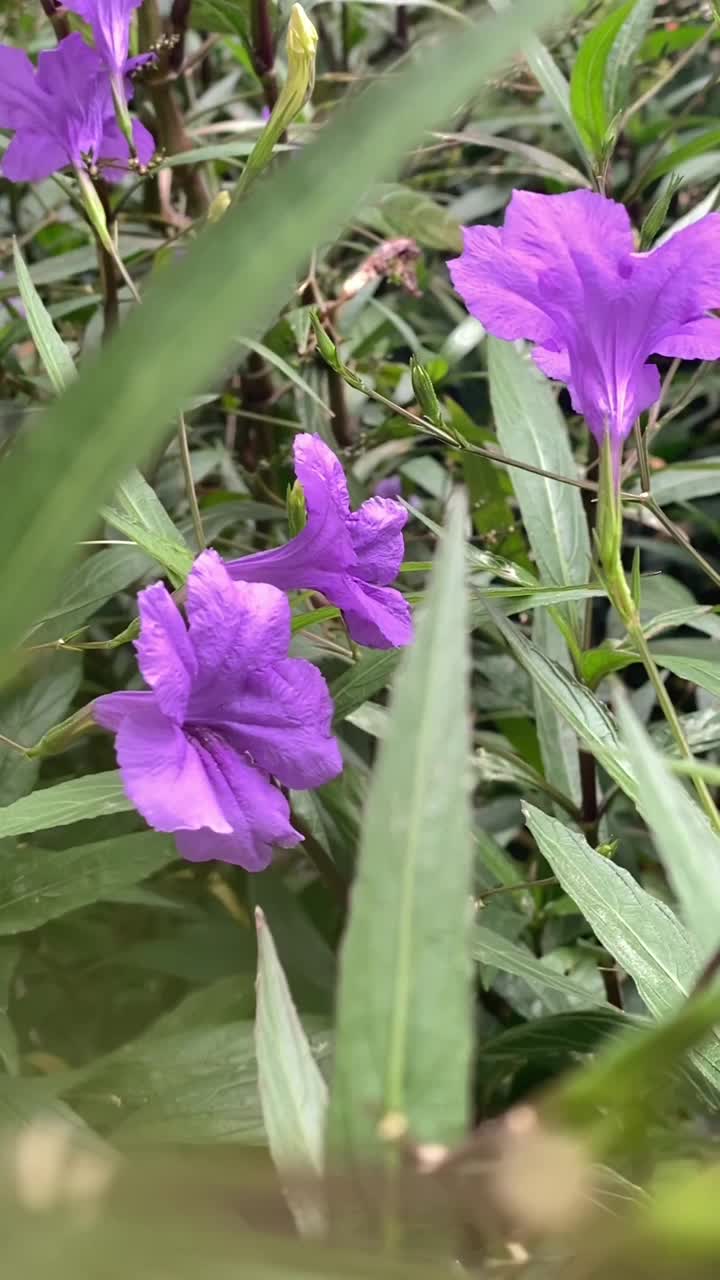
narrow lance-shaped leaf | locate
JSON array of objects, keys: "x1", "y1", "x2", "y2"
[
  {"x1": 255, "y1": 908, "x2": 328, "y2": 1235},
  {"x1": 328, "y1": 491, "x2": 474, "y2": 1161}
]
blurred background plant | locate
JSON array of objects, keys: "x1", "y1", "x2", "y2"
[{"x1": 2, "y1": 0, "x2": 720, "y2": 1275}]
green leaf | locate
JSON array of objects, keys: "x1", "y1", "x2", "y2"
[
  {"x1": 255, "y1": 908, "x2": 327, "y2": 1234},
  {"x1": 101, "y1": 469, "x2": 194, "y2": 587},
  {"x1": 617, "y1": 694, "x2": 720, "y2": 960},
  {"x1": 363, "y1": 184, "x2": 463, "y2": 252},
  {"x1": 192, "y1": 0, "x2": 250, "y2": 38},
  {"x1": 488, "y1": 605, "x2": 639, "y2": 802},
  {"x1": 0, "y1": 832, "x2": 174, "y2": 934},
  {"x1": 487, "y1": 338, "x2": 590, "y2": 643},
  {"x1": 0, "y1": 944, "x2": 20, "y2": 1073},
  {"x1": 523, "y1": 804, "x2": 720, "y2": 1090},
  {"x1": 532, "y1": 608, "x2": 581, "y2": 809},
  {"x1": 12, "y1": 239, "x2": 76, "y2": 395},
  {"x1": 642, "y1": 127, "x2": 720, "y2": 188},
  {"x1": 329, "y1": 493, "x2": 473, "y2": 1160},
  {"x1": 653, "y1": 648, "x2": 720, "y2": 699},
  {"x1": 473, "y1": 924, "x2": 613, "y2": 1012},
  {"x1": 643, "y1": 459, "x2": 720, "y2": 504},
  {"x1": 0, "y1": 655, "x2": 82, "y2": 807},
  {"x1": 330, "y1": 651, "x2": 401, "y2": 726},
  {"x1": 27, "y1": 544, "x2": 154, "y2": 645},
  {"x1": 0, "y1": 0, "x2": 572, "y2": 668},
  {"x1": 0, "y1": 771, "x2": 133, "y2": 840},
  {"x1": 570, "y1": 0, "x2": 634, "y2": 157},
  {"x1": 604, "y1": 0, "x2": 658, "y2": 122},
  {"x1": 521, "y1": 30, "x2": 592, "y2": 167}
]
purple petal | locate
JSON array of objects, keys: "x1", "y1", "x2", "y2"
[
  {"x1": 92, "y1": 689, "x2": 153, "y2": 731},
  {"x1": 0, "y1": 46, "x2": 46, "y2": 131},
  {"x1": 186, "y1": 549, "x2": 290, "y2": 685},
  {"x1": 319, "y1": 575, "x2": 414, "y2": 649},
  {"x1": 653, "y1": 315, "x2": 720, "y2": 360},
  {"x1": 175, "y1": 742, "x2": 302, "y2": 870},
  {"x1": 2, "y1": 131, "x2": 69, "y2": 182},
  {"x1": 114, "y1": 704, "x2": 233, "y2": 834},
  {"x1": 347, "y1": 496, "x2": 407, "y2": 586},
  {"x1": 64, "y1": 0, "x2": 142, "y2": 73},
  {"x1": 212, "y1": 657, "x2": 342, "y2": 789},
  {"x1": 374, "y1": 475, "x2": 402, "y2": 499},
  {"x1": 504, "y1": 189, "x2": 634, "y2": 280},
  {"x1": 134, "y1": 581, "x2": 197, "y2": 721},
  {"x1": 531, "y1": 344, "x2": 571, "y2": 383},
  {"x1": 35, "y1": 33, "x2": 105, "y2": 98},
  {"x1": 448, "y1": 224, "x2": 555, "y2": 344},
  {"x1": 226, "y1": 436, "x2": 357, "y2": 589},
  {"x1": 96, "y1": 116, "x2": 155, "y2": 182}
]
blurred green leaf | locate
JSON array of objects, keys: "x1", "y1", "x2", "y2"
[
  {"x1": 0, "y1": 0, "x2": 572, "y2": 668},
  {"x1": 363, "y1": 185, "x2": 462, "y2": 252},
  {"x1": 329, "y1": 493, "x2": 473, "y2": 1160},
  {"x1": 27, "y1": 545, "x2": 154, "y2": 646},
  {"x1": 0, "y1": 832, "x2": 174, "y2": 934},
  {"x1": 0, "y1": 772, "x2": 132, "y2": 840},
  {"x1": 255, "y1": 908, "x2": 327, "y2": 1233}
]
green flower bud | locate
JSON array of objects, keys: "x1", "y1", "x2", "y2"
[
  {"x1": 410, "y1": 356, "x2": 443, "y2": 428},
  {"x1": 287, "y1": 478, "x2": 308, "y2": 537}
]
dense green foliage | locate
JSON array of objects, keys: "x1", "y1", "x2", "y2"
[{"x1": 2, "y1": 0, "x2": 720, "y2": 1275}]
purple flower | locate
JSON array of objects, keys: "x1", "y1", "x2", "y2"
[
  {"x1": 227, "y1": 434, "x2": 413, "y2": 650},
  {"x1": 374, "y1": 474, "x2": 402, "y2": 500},
  {"x1": 93, "y1": 550, "x2": 342, "y2": 870},
  {"x1": 64, "y1": 0, "x2": 154, "y2": 79},
  {"x1": 0, "y1": 35, "x2": 154, "y2": 183},
  {"x1": 448, "y1": 190, "x2": 720, "y2": 476}
]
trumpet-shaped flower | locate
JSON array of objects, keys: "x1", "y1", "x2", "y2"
[
  {"x1": 0, "y1": 35, "x2": 154, "y2": 183},
  {"x1": 227, "y1": 434, "x2": 412, "y2": 649},
  {"x1": 94, "y1": 550, "x2": 342, "y2": 870},
  {"x1": 64, "y1": 0, "x2": 154, "y2": 78},
  {"x1": 448, "y1": 190, "x2": 720, "y2": 477}
]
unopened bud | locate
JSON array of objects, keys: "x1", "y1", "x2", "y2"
[
  {"x1": 287, "y1": 479, "x2": 307, "y2": 537},
  {"x1": 410, "y1": 356, "x2": 443, "y2": 427},
  {"x1": 207, "y1": 191, "x2": 231, "y2": 224},
  {"x1": 310, "y1": 310, "x2": 343, "y2": 373},
  {"x1": 286, "y1": 3, "x2": 318, "y2": 100}
]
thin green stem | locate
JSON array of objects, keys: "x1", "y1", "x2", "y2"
[
  {"x1": 629, "y1": 620, "x2": 720, "y2": 832},
  {"x1": 177, "y1": 410, "x2": 205, "y2": 551}
]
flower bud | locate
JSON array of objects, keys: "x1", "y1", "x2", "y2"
[
  {"x1": 286, "y1": 478, "x2": 307, "y2": 537},
  {"x1": 207, "y1": 190, "x2": 231, "y2": 224},
  {"x1": 310, "y1": 310, "x2": 343, "y2": 373},
  {"x1": 410, "y1": 356, "x2": 443, "y2": 428}
]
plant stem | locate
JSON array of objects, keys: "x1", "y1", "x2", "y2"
[
  {"x1": 629, "y1": 619, "x2": 720, "y2": 832},
  {"x1": 177, "y1": 410, "x2": 206, "y2": 551}
]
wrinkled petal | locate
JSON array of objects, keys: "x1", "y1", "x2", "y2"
[
  {"x1": 92, "y1": 689, "x2": 153, "y2": 731},
  {"x1": 211, "y1": 658, "x2": 342, "y2": 789},
  {"x1": 134, "y1": 581, "x2": 197, "y2": 721},
  {"x1": 531, "y1": 344, "x2": 571, "y2": 383},
  {"x1": 317, "y1": 574, "x2": 414, "y2": 649},
  {"x1": 186, "y1": 549, "x2": 290, "y2": 687},
  {"x1": 175, "y1": 741, "x2": 301, "y2": 869},
  {"x1": 641, "y1": 215, "x2": 720, "y2": 347},
  {"x1": 0, "y1": 46, "x2": 46, "y2": 130},
  {"x1": 114, "y1": 704, "x2": 233, "y2": 834},
  {"x1": 347, "y1": 496, "x2": 407, "y2": 586},
  {"x1": 653, "y1": 315, "x2": 720, "y2": 360},
  {"x1": 2, "y1": 131, "x2": 69, "y2": 182},
  {"x1": 448, "y1": 224, "x2": 556, "y2": 344}
]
